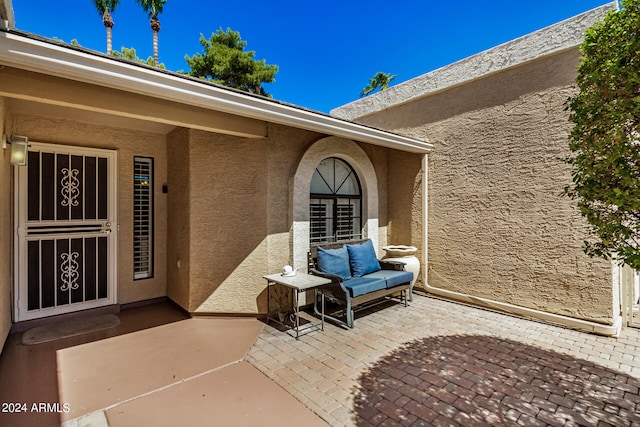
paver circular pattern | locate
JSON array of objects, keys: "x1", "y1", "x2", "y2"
[{"x1": 354, "y1": 334, "x2": 640, "y2": 426}]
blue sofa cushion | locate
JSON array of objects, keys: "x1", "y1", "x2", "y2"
[
  {"x1": 317, "y1": 245, "x2": 351, "y2": 281},
  {"x1": 364, "y1": 270, "x2": 413, "y2": 289},
  {"x1": 346, "y1": 240, "x2": 381, "y2": 277},
  {"x1": 342, "y1": 277, "x2": 387, "y2": 297}
]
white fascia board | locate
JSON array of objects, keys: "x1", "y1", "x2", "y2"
[{"x1": 0, "y1": 31, "x2": 433, "y2": 153}]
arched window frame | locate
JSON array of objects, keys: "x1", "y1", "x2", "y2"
[
  {"x1": 291, "y1": 136, "x2": 380, "y2": 273},
  {"x1": 309, "y1": 157, "x2": 362, "y2": 243}
]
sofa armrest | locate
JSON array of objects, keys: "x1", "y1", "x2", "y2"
[
  {"x1": 309, "y1": 268, "x2": 343, "y2": 282},
  {"x1": 379, "y1": 260, "x2": 406, "y2": 271}
]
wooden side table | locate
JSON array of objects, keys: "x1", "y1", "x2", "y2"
[{"x1": 264, "y1": 273, "x2": 332, "y2": 339}]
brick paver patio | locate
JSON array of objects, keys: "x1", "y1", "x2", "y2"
[{"x1": 246, "y1": 294, "x2": 640, "y2": 426}]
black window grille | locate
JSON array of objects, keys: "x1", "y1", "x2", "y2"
[{"x1": 310, "y1": 158, "x2": 362, "y2": 244}]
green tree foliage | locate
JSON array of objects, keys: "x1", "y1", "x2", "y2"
[
  {"x1": 111, "y1": 46, "x2": 165, "y2": 69},
  {"x1": 91, "y1": 0, "x2": 120, "y2": 54},
  {"x1": 565, "y1": 0, "x2": 640, "y2": 268},
  {"x1": 184, "y1": 28, "x2": 278, "y2": 97},
  {"x1": 360, "y1": 72, "x2": 396, "y2": 97},
  {"x1": 136, "y1": 0, "x2": 167, "y2": 66}
]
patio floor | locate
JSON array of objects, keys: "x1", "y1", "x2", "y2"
[
  {"x1": 246, "y1": 294, "x2": 640, "y2": 426},
  {"x1": 1, "y1": 294, "x2": 640, "y2": 426}
]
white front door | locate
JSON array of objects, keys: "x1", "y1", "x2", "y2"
[{"x1": 14, "y1": 143, "x2": 117, "y2": 321}]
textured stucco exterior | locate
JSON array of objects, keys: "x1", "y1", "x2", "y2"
[
  {"x1": 166, "y1": 128, "x2": 191, "y2": 309},
  {"x1": 165, "y1": 124, "x2": 420, "y2": 314},
  {"x1": 332, "y1": 5, "x2": 618, "y2": 326},
  {"x1": 1, "y1": 2, "x2": 622, "y2": 356},
  {"x1": 188, "y1": 130, "x2": 270, "y2": 313},
  {"x1": 0, "y1": 62, "x2": 422, "y2": 347},
  {"x1": 0, "y1": 17, "x2": 432, "y2": 355},
  {"x1": 0, "y1": 0, "x2": 13, "y2": 29},
  {"x1": 387, "y1": 150, "x2": 424, "y2": 273},
  {"x1": 333, "y1": 3, "x2": 617, "y2": 122}
]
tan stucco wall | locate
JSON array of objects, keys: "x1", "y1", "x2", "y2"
[
  {"x1": 0, "y1": 80, "x2": 421, "y2": 322},
  {"x1": 6, "y1": 109, "x2": 168, "y2": 307},
  {"x1": 265, "y1": 124, "x2": 319, "y2": 275},
  {"x1": 187, "y1": 129, "x2": 269, "y2": 313},
  {"x1": 182, "y1": 125, "x2": 322, "y2": 314},
  {"x1": 387, "y1": 150, "x2": 425, "y2": 284},
  {"x1": 348, "y1": 49, "x2": 615, "y2": 324},
  {"x1": 165, "y1": 123, "x2": 417, "y2": 315},
  {"x1": 166, "y1": 128, "x2": 191, "y2": 309},
  {"x1": 356, "y1": 143, "x2": 425, "y2": 285},
  {"x1": 0, "y1": 0, "x2": 15, "y2": 28},
  {"x1": 0, "y1": 96, "x2": 12, "y2": 353}
]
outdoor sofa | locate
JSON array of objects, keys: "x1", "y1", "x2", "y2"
[{"x1": 308, "y1": 239, "x2": 413, "y2": 328}]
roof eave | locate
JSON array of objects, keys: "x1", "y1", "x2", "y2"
[{"x1": 0, "y1": 30, "x2": 433, "y2": 153}]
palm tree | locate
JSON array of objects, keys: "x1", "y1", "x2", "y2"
[
  {"x1": 91, "y1": 0, "x2": 120, "y2": 55},
  {"x1": 360, "y1": 72, "x2": 397, "y2": 97},
  {"x1": 136, "y1": 0, "x2": 167, "y2": 66}
]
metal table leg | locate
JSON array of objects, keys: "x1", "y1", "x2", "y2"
[
  {"x1": 294, "y1": 288, "x2": 300, "y2": 339},
  {"x1": 267, "y1": 280, "x2": 271, "y2": 322},
  {"x1": 264, "y1": 275, "x2": 330, "y2": 339},
  {"x1": 321, "y1": 291, "x2": 325, "y2": 331}
]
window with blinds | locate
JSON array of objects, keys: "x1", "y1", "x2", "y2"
[
  {"x1": 134, "y1": 157, "x2": 153, "y2": 280},
  {"x1": 310, "y1": 158, "x2": 362, "y2": 244}
]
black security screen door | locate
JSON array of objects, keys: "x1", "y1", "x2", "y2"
[
  {"x1": 310, "y1": 157, "x2": 362, "y2": 244},
  {"x1": 15, "y1": 143, "x2": 117, "y2": 321}
]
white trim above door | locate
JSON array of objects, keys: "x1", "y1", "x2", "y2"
[{"x1": 14, "y1": 142, "x2": 118, "y2": 322}]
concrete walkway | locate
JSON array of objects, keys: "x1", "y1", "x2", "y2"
[
  {"x1": 246, "y1": 294, "x2": 640, "y2": 426},
  {"x1": 57, "y1": 318, "x2": 325, "y2": 427}
]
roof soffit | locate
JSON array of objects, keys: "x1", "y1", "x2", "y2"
[
  {"x1": 0, "y1": 66, "x2": 268, "y2": 138},
  {"x1": 0, "y1": 30, "x2": 433, "y2": 153}
]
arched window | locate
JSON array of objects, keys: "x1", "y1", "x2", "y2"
[{"x1": 310, "y1": 157, "x2": 362, "y2": 243}]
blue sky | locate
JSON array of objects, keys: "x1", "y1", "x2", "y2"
[{"x1": 13, "y1": 0, "x2": 612, "y2": 113}]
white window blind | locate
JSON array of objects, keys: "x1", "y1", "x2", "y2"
[{"x1": 134, "y1": 157, "x2": 153, "y2": 279}]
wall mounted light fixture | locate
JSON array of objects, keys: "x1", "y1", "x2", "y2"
[{"x1": 2, "y1": 135, "x2": 29, "y2": 166}]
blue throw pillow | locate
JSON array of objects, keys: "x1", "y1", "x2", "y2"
[
  {"x1": 317, "y1": 246, "x2": 352, "y2": 281},
  {"x1": 346, "y1": 240, "x2": 381, "y2": 277}
]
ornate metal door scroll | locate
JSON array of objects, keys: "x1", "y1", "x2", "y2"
[
  {"x1": 60, "y1": 167, "x2": 80, "y2": 207},
  {"x1": 59, "y1": 251, "x2": 80, "y2": 292}
]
